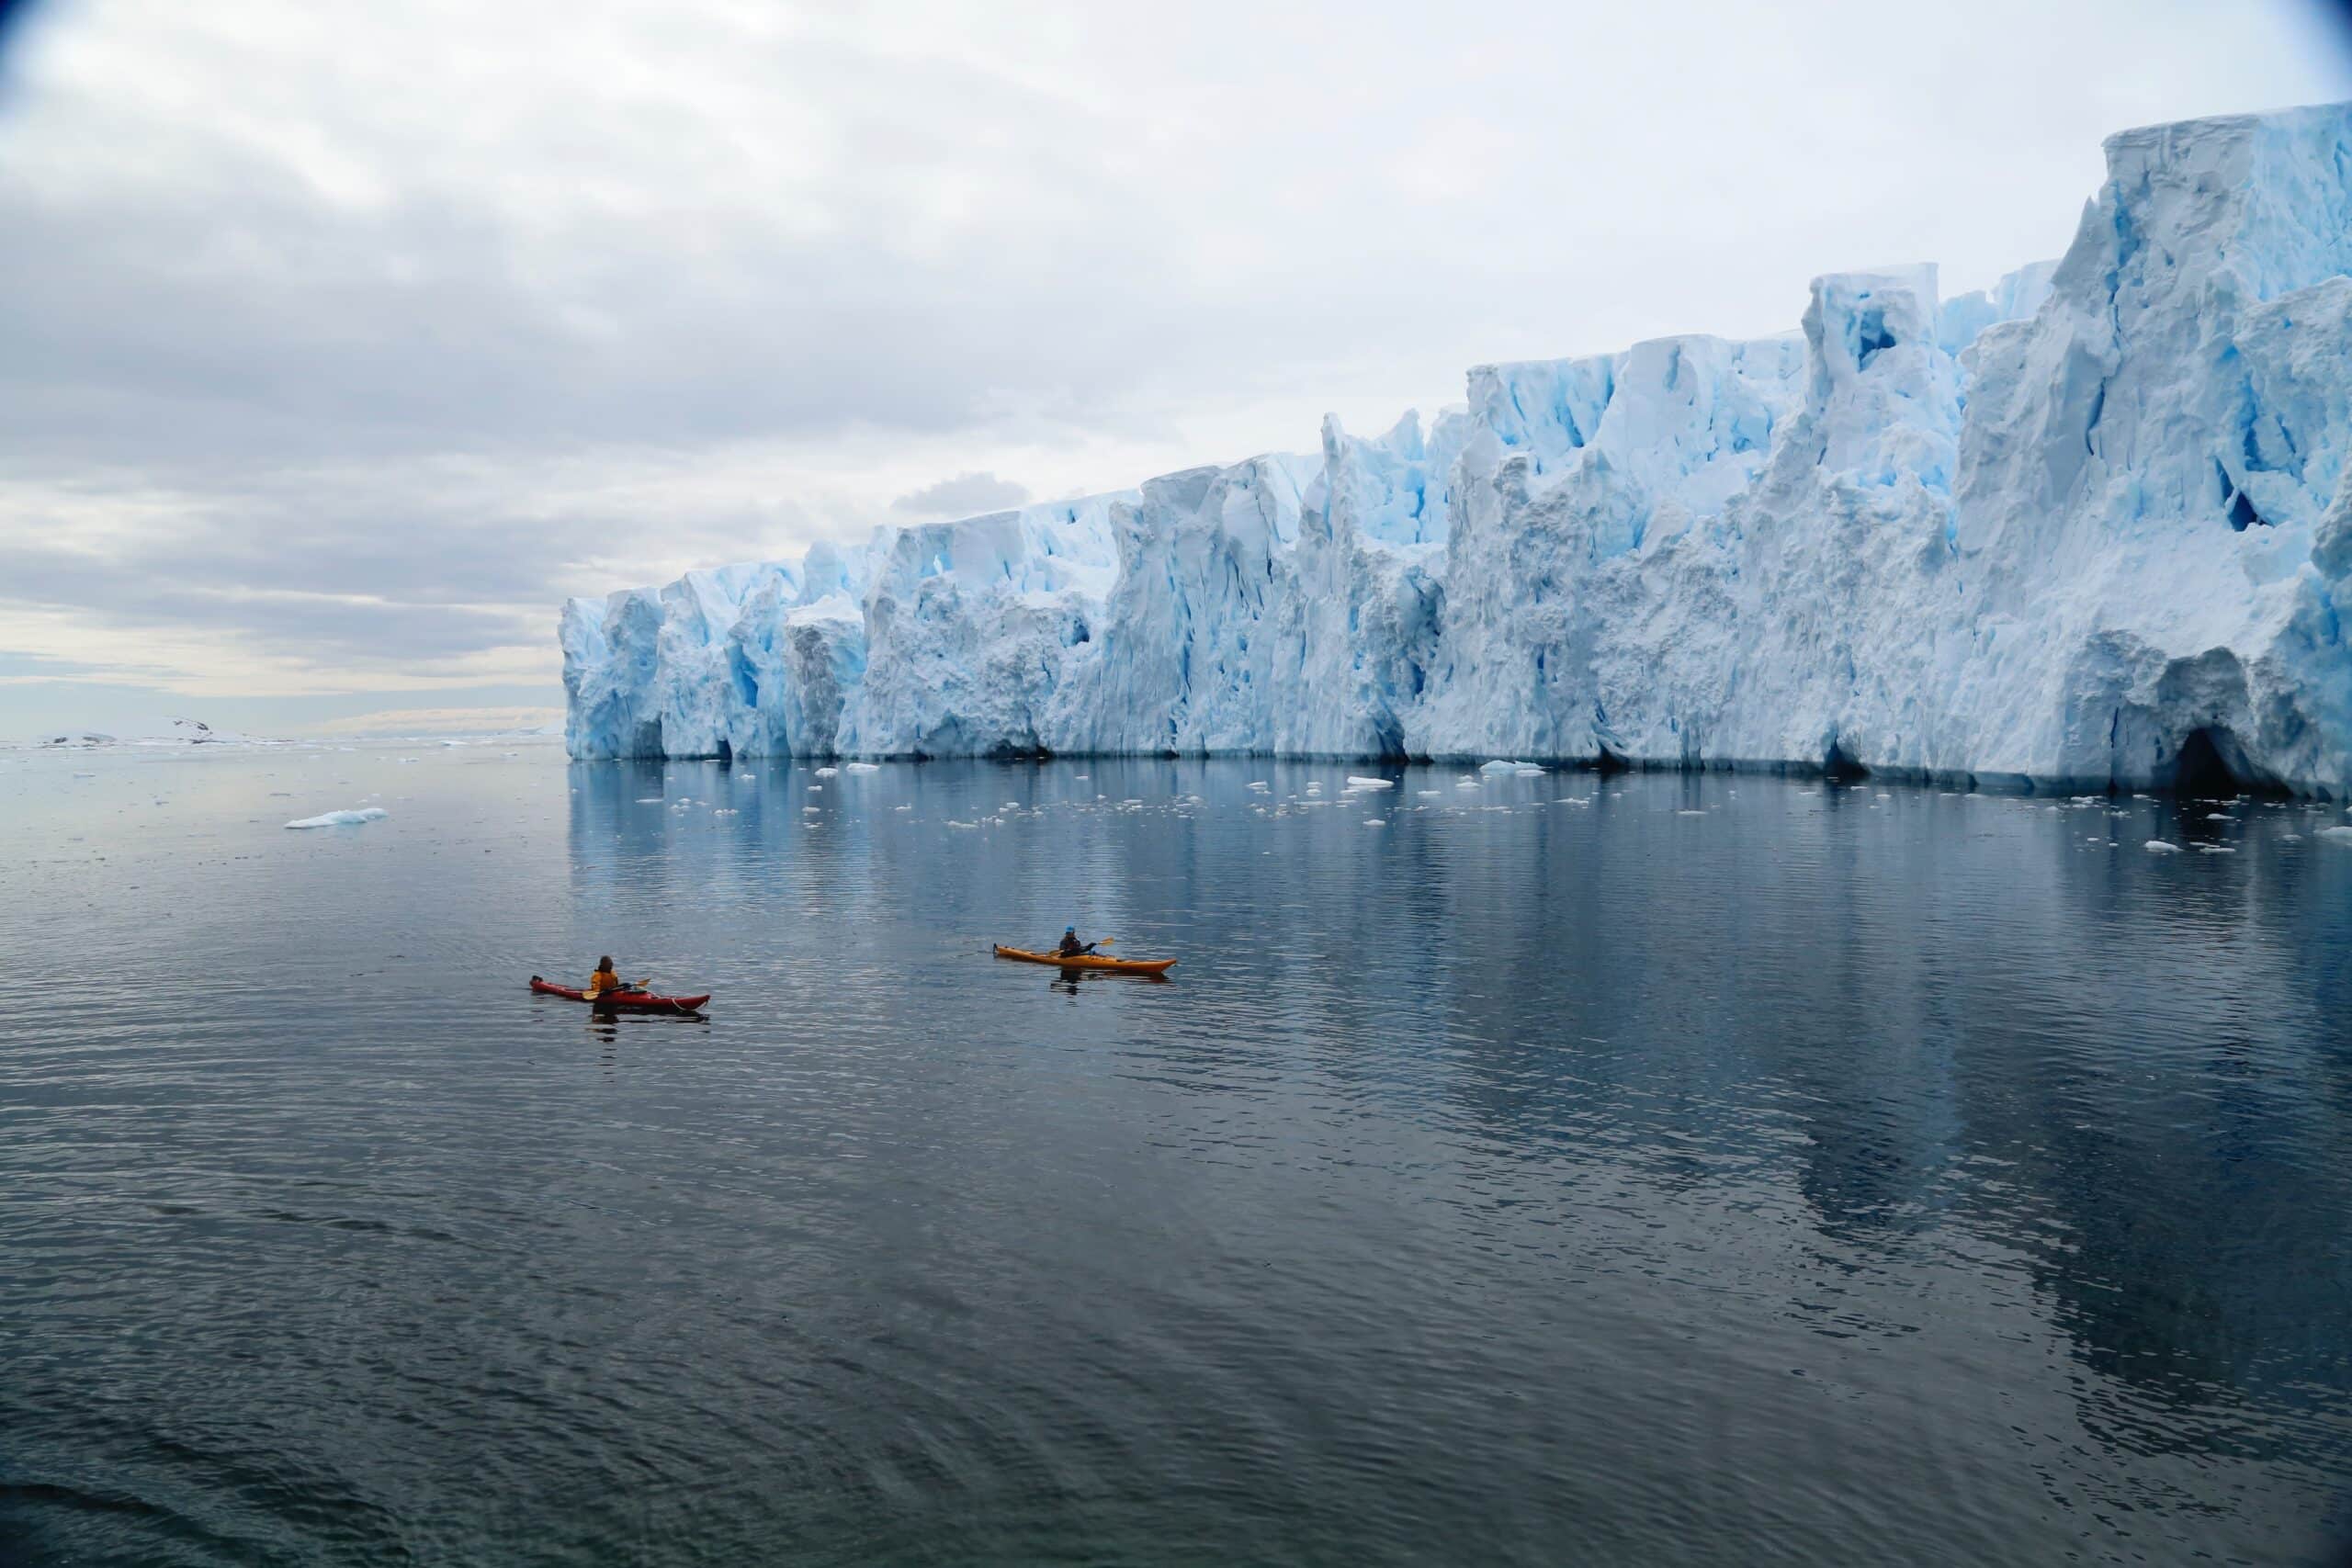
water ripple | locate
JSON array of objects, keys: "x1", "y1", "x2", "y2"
[{"x1": 2, "y1": 749, "x2": 2348, "y2": 1563}]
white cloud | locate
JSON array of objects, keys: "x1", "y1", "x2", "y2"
[{"x1": 891, "y1": 471, "x2": 1032, "y2": 516}]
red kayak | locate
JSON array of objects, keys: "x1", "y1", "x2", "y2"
[{"x1": 529, "y1": 976, "x2": 711, "y2": 1013}]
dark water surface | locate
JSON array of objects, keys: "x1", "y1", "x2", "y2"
[{"x1": 4, "y1": 745, "x2": 2351, "y2": 1565}]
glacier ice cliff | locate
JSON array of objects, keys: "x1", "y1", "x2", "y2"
[{"x1": 564, "y1": 103, "x2": 2352, "y2": 795}]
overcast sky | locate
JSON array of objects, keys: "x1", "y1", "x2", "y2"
[{"x1": 2, "y1": 0, "x2": 2348, "y2": 734}]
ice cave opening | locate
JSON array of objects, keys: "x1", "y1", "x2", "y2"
[{"x1": 2167, "y1": 726, "x2": 2285, "y2": 798}]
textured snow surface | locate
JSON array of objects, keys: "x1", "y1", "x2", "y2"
[{"x1": 566, "y1": 104, "x2": 2352, "y2": 795}]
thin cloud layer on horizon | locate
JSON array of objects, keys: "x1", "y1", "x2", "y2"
[{"x1": 1, "y1": 0, "x2": 2348, "y2": 728}]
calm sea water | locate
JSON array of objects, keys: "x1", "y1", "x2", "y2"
[{"x1": 3, "y1": 743, "x2": 2350, "y2": 1566}]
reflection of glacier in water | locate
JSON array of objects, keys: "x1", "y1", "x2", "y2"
[
  {"x1": 558, "y1": 753, "x2": 2352, "y2": 1554},
  {"x1": 6, "y1": 745, "x2": 2352, "y2": 1562},
  {"x1": 570, "y1": 104, "x2": 2352, "y2": 799}
]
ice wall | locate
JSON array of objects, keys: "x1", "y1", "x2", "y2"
[{"x1": 563, "y1": 103, "x2": 2352, "y2": 795}]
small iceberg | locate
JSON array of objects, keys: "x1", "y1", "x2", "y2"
[
  {"x1": 1345, "y1": 776, "x2": 1395, "y2": 791},
  {"x1": 1480, "y1": 760, "x2": 1536, "y2": 774},
  {"x1": 2317, "y1": 826, "x2": 2352, "y2": 845},
  {"x1": 285, "y1": 807, "x2": 388, "y2": 829},
  {"x1": 845, "y1": 761, "x2": 881, "y2": 773},
  {"x1": 2143, "y1": 840, "x2": 2181, "y2": 853},
  {"x1": 813, "y1": 766, "x2": 840, "y2": 777}
]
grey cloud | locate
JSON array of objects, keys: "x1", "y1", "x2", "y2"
[
  {"x1": 890, "y1": 472, "x2": 1030, "y2": 517},
  {"x1": 0, "y1": 25, "x2": 1229, "y2": 479},
  {"x1": 0, "y1": 535, "x2": 541, "y2": 660},
  {"x1": 0, "y1": 468, "x2": 818, "y2": 666}
]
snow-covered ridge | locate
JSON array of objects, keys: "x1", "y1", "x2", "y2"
[
  {"x1": 564, "y1": 103, "x2": 2352, "y2": 795},
  {"x1": 17, "y1": 716, "x2": 257, "y2": 749}
]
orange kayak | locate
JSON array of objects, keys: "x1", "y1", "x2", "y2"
[{"x1": 993, "y1": 945, "x2": 1176, "y2": 974}]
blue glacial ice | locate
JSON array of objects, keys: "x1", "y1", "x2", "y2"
[{"x1": 564, "y1": 103, "x2": 2352, "y2": 795}]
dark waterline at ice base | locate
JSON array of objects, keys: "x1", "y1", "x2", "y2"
[{"x1": 4, "y1": 745, "x2": 2350, "y2": 1565}]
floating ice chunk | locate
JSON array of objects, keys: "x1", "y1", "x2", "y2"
[
  {"x1": 285, "y1": 808, "x2": 388, "y2": 829},
  {"x1": 2206, "y1": 812, "x2": 2233, "y2": 821},
  {"x1": 1678, "y1": 809, "x2": 1706, "y2": 816},
  {"x1": 1418, "y1": 789, "x2": 1444, "y2": 796},
  {"x1": 2198, "y1": 844, "x2": 2237, "y2": 853},
  {"x1": 1480, "y1": 760, "x2": 1533, "y2": 773},
  {"x1": 1345, "y1": 776, "x2": 1395, "y2": 790},
  {"x1": 846, "y1": 761, "x2": 881, "y2": 773},
  {"x1": 2144, "y1": 840, "x2": 2181, "y2": 853},
  {"x1": 2318, "y1": 826, "x2": 2352, "y2": 844},
  {"x1": 636, "y1": 797, "x2": 663, "y2": 804},
  {"x1": 1363, "y1": 818, "x2": 1386, "y2": 827},
  {"x1": 814, "y1": 766, "x2": 840, "y2": 777}
]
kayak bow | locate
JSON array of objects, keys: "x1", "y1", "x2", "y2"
[
  {"x1": 529, "y1": 976, "x2": 711, "y2": 1013},
  {"x1": 993, "y1": 945, "x2": 1176, "y2": 975}
]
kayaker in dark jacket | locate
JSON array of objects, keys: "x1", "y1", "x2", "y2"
[{"x1": 1056, "y1": 927, "x2": 1096, "y2": 958}]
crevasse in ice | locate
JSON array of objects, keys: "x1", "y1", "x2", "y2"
[{"x1": 564, "y1": 104, "x2": 2352, "y2": 795}]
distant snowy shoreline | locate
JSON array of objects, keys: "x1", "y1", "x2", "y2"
[
  {"x1": 22, "y1": 716, "x2": 256, "y2": 750},
  {"x1": 6, "y1": 717, "x2": 565, "y2": 752},
  {"x1": 564, "y1": 103, "x2": 2352, "y2": 798}
]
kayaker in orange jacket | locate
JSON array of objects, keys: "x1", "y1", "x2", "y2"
[{"x1": 587, "y1": 956, "x2": 625, "y2": 998}]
